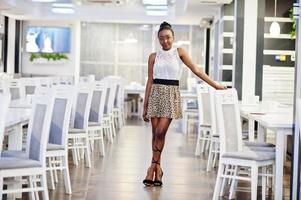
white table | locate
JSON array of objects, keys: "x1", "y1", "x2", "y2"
[
  {"x1": 9, "y1": 99, "x2": 31, "y2": 109},
  {"x1": 5, "y1": 107, "x2": 31, "y2": 199},
  {"x1": 124, "y1": 87, "x2": 145, "y2": 118},
  {"x1": 6, "y1": 108, "x2": 31, "y2": 150},
  {"x1": 247, "y1": 112, "x2": 293, "y2": 200},
  {"x1": 180, "y1": 91, "x2": 198, "y2": 133},
  {"x1": 240, "y1": 103, "x2": 292, "y2": 141}
]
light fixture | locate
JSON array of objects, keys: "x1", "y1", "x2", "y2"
[
  {"x1": 32, "y1": 0, "x2": 56, "y2": 2},
  {"x1": 51, "y1": 2, "x2": 74, "y2": 14},
  {"x1": 146, "y1": 10, "x2": 167, "y2": 16},
  {"x1": 51, "y1": 7, "x2": 74, "y2": 14},
  {"x1": 145, "y1": 5, "x2": 168, "y2": 10},
  {"x1": 52, "y1": 3, "x2": 74, "y2": 8},
  {"x1": 269, "y1": 0, "x2": 280, "y2": 37},
  {"x1": 143, "y1": 0, "x2": 167, "y2": 5}
]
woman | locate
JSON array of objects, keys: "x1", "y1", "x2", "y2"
[{"x1": 142, "y1": 22, "x2": 225, "y2": 187}]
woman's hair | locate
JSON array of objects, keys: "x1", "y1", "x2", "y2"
[{"x1": 158, "y1": 21, "x2": 174, "y2": 36}]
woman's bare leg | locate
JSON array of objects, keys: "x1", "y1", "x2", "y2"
[
  {"x1": 152, "y1": 117, "x2": 172, "y2": 183},
  {"x1": 144, "y1": 117, "x2": 159, "y2": 182}
]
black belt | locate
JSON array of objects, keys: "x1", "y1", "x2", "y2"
[{"x1": 153, "y1": 79, "x2": 179, "y2": 86}]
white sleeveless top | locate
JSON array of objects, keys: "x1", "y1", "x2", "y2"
[{"x1": 153, "y1": 47, "x2": 183, "y2": 80}]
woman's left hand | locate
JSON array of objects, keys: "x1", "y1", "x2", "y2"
[{"x1": 216, "y1": 84, "x2": 227, "y2": 90}]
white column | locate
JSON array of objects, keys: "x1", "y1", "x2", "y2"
[
  {"x1": 7, "y1": 18, "x2": 15, "y2": 74},
  {"x1": 241, "y1": 0, "x2": 258, "y2": 101},
  {"x1": 73, "y1": 21, "x2": 81, "y2": 84}
]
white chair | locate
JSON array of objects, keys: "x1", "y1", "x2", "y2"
[
  {"x1": 187, "y1": 77, "x2": 197, "y2": 92},
  {"x1": 21, "y1": 78, "x2": 41, "y2": 96},
  {"x1": 87, "y1": 81, "x2": 106, "y2": 156},
  {"x1": 195, "y1": 84, "x2": 211, "y2": 155},
  {"x1": 212, "y1": 89, "x2": 275, "y2": 200},
  {"x1": 112, "y1": 77, "x2": 126, "y2": 128},
  {"x1": 0, "y1": 81, "x2": 9, "y2": 94},
  {"x1": 0, "y1": 93, "x2": 11, "y2": 151},
  {"x1": 8, "y1": 79, "x2": 26, "y2": 100},
  {"x1": 68, "y1": 84, "x2": 93, "y2": 168},
  {"x1": 45, "y1": 85, "x2": 73, "y2": 194},
  {"x1": 0, "y1": 92, "x2": 55, "y2": 200},
  {"x1": 101, "y1": 77, "x2": 118, "y2": 142}
]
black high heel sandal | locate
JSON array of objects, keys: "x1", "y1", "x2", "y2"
[
  {"x1": 143, "y1": 168, "x2": 154, "y2": 186},
  {"x1": 153, "y1": 161, "x2": 163, "y2": 187},
  {"x1": 152, "y1": 146, "x2": 164, "y2": 187}
]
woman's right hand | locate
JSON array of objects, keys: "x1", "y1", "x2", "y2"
[{"x1": 142, "y1": 108, "x2": 149, "y2": 122}]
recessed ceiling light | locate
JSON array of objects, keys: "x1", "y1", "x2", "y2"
[
  {"x1": 51, "y1": 7, "x2": 74, "y2": 14},
  {"x1": 143, "y1": 0, "x2": 167, "y2": 5},
  {"x1": 52, "y1": 3, "x2": 74, "y2": 8},
  {"x1": 32, "y1": 0, "x2": 56, "y2": 2},
  {"x1": 145, "y1": 5, "x2": 168, "y2": 10},
  {"x1": 146, "y1": 10, "x2": 167, "y2": 16}
]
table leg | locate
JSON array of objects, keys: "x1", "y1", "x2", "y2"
[
  {"x1": 274, "y1": 129, "x2": 286, "y2": 200},
  {"x1": 248, "y1": 118, "x2": 255, "y2": 142},
  {"x1": 257, "y1": 125, "x2": 266, "y2": 143},
  {"x1": 8, "y1": 124, "x2": 23, "y2": 150},
  {"x1": 7, "y1": 123, "x2": 24, "y2": 199}
]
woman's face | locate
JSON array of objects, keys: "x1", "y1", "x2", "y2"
[{"x1": 158, "y1": 29, "x2": 174, "y2": 50}]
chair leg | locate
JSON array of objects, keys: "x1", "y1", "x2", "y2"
[
  {"x1": 47, "y1": 157, "x2": 55, "y2": 190},
  {"x1": 206, "y1": 139, "x2": 213, "y2": 172},
  {"x1": 0, "y1": 176, "x2": 2, "y2": 200},
  {"x1": 29, "y1": 175, "x2": 36, "y2": 200},
  {"x1": 251, "y1": 166, "x2": 258, "y2": 200},
  {"x1": 221, "y1": 164, "x2": 230, "y2": 196},
  {"x1": 229, "y1": 166, "x2": 239, "y2": 199},
  {"x1": 212, "y1": 163, "x2": 226, "y2": 200},
  {"x1": 84, "y1": 137, "x2": 92, "y2": 168},
  {"x1": 99, "y1": 129, "x2": 105, "y2": 156},
  {"x1": 33, "y1": 175, "x2": 40, "y2": 200},
  {"x1": 53, "y1": 157, "x2": 58, "y2": 183},
  {"x1": 108, "y1": 125, "x2": 114, "y2": 143},
  {"x1": 62, "y1": 155, "x2": 72, "y2": 194},
  {"x1": 195, "y1": 131, "x2": 201, "y2": 156},
  {"x1": 41, "y1": 172, "x2": 49, "y2": 200},
  {"x1": 262, "y1": 166, "x2": 267, "y2": 200},
  {"x1": 212, "y1": 141, "x2": 219, "y2": 168},
  {"x1": 71, "y1": 139, "x2": 79, "y2": 166},
  {"x1": 201, "y1": 131, "x2": 207, "y2": 153}
]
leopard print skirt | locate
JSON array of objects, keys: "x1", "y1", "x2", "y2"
[{"x1": 147, "y1": 84, "x2": 182, "y2": 119}]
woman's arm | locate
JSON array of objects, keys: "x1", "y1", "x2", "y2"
[
  {"x1": 142, "y1": 53, "x2": 156, "y2": 122},
  {"x1": 177, "y1": 47, "x2": 225, "y2": 90}
]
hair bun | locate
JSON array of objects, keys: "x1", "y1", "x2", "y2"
[{"x1": 160, "y1": 21, "x2": 172, "y2": 29}]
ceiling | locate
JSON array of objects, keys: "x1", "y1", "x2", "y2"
[{"x1": 0, "y1": 0, "x2": 233, "y2": 25}]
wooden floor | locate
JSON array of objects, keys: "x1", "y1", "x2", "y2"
[{"x1": 44, "y1": 119, "x2": 291, "y2": 200}]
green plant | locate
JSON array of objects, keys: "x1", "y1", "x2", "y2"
[
  {"x1": 29, "y1": 53, "x2": 68, "y2": 62},
  {"x1": 289, "y1": 8, "x2": 296, "y2": 39}
]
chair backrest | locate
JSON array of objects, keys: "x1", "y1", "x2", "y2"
[
  {"x1": 70, "y1": 84, "x2": 93, "y2": 130},
  {"x1": 101, "y1": 77, "x2": 118, "y2": 115},
  {"x1": 208, "y1": 87, "x2": 220, "y2": 136},
  {"x1": 0, "y1": 80, "x2": 9, "y2": 94},
  {"x1": 89, "y1": 81, "x2": 106, "y2": 123},
  {"x1": 21, "y1": 78, "x2": 41, "y2": 96},
  {"x1": 48, "y1": 86, "x2": 73, "y2": 147},
  {"x1": 196, "y1": 84, "x2": 211, "y2": 126},
  {"x1": 215, "y1": 89, "x2": 243, "y2": 155},
  {"x1": 25, "y1": 90, "x2": 55, "y2": 164},
  {"x1": 115, "y1": 78, "x2": 126, "y2": 108},
  {"x1": 187, "y1": 77, "x2": 197, "y2": 92},
  {"x1": 0, "y1": 93, "x2": 11, "y2": 151},
  {"x1": 8, "y1": 79, "x2": 26, "y2": 100}
]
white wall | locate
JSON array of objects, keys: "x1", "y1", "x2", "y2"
[
  {"x1": 21, "y1": 20, "x2": 80, "y2": 79},
  {"x1": 0, "y1": 15, "x2": 5, "y2": 72},
  {"x1": 7, "y1": 18, "x2": 15, "y2": 74}
]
